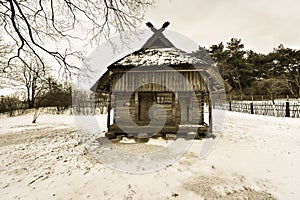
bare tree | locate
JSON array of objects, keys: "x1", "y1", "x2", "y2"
[
  {"x1": 0, "y1": 0, "x2": 153, "y2": 74},
  {"x1": 0, "y1": 36, "x2": 13, "y2": 83},
  {"x1": 4, "y1": 55, "x2": 71, "y2": 123},
  {"x1": 4, "y1": 55, "x2": 51, "y2": 109},
  {"x1": 0, "y1": 36, "x2": 12, "y2": 65}
]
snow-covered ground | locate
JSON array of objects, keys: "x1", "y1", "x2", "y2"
[{"x1": 0, "y1": 111, "x2": 299, "y2": 199}]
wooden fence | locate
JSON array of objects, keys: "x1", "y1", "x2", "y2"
[{"x1": 213, "y1": 100, "x2": 300, "y2": 118}]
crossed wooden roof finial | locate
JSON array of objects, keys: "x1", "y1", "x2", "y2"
[
  {"x1": 142, "y1": 21, "x2": 174, "y2": 49},
  {"x1": 146, "y1": 21, "x2": 170, "y2": 33}
]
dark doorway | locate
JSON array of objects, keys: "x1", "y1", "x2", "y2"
[
  {"x1": 179, "y1": 96, "x2": 190, "y2": 124},
  {"x1": 138, "y1": 93, "x2": 155, "y2": 124}
]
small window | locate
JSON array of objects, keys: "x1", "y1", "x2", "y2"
[{"x1": 156, "y1": 93, "x2": 173, "y2": 104}]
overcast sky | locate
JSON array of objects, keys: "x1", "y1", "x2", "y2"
[
  {"x1": 1, "y1": 0, "x2": 300, "y2": 96},
  {"x1": 144, "y1": 0, "x2": 300, "y2": 53}
]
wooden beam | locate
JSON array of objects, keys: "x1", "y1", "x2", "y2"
[
  {"x1": 107, "y1": 92, "x2": 111, "y2": 130},
  {"x1": 208, "y1": 98, "x2": 212, "y2": 134},
  {"x1": 135, "y1": 92, "x2": 139, "y2": 122}
]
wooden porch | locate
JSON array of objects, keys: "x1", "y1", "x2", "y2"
[{"x1": 108, "y1": 123, "x2": 209, "y2": 137}]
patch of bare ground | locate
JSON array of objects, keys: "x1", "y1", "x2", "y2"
[
  {"x1": 0, "y1": 127, "x2": 98, "y2": 189},
  {"x1": 0, "y1": 127, "x2": 77, "y2": 147},
  {"x1": 115, "y1": 143, "x2": 165, "y2": 154},
  {"x1": 183, "y1": 175, "x2": 277, "y2": 200}
]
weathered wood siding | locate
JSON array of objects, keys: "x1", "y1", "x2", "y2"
[
  {"x1": 152, "y1": 93, "x2": 174, "y2": 125},
  {"x1": 113, "y1": 92, "x2": 175, "y2": 126},
  {"x1": 112, "y1": 91, "x2": 208, "y2": 128},
  {"x1": 192, "y1": 92, "x2": 206, "y2": 124},
  {"x1": 112, "y1": 92, "x2": 135, "y2": 124},
  {"x1": 177, "y1": 91, "x2": 208, "y2": 125},
  {"x1": 111, "y1": 71, "x2": 207, "y2": 92},
  {"x1": 109, "y1": 71, "x2": 209, "y2": 133}
]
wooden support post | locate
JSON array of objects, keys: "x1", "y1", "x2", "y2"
[
  {"x1": 208, "y1": 99, "x2": 212, "y2": 134},
  {"x1": 201, "y1": 91, "x2": 204, "y2": 125},
  {"x1": 135, "y1": 92, "x2": 139, "y2": 122},
  {"x1": 174, "y1": 92, "x2": 179, "y2": 126},
  {"x1": 107, "y1": 92, "x2": 111, "y2": 131},
  {"x1": 172, "y1": 92, "x2": 176, "y2": 125}
]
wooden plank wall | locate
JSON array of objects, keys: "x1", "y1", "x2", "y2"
[
  {"x1": 153, "y1": 93, "x2": 174, "y2": 125},
  {"x1": 112, "y1": 91, "x2": 208, "y2": 126},
  {"x1": 111, "y1": 71, "x2": 207, "y2": 92},
  {"x1": 112, "y1": 93, "x2": 135, "y2": 124},
  {"x1": 192, "y1": 92, "x2": 205, "y2": 124},
  {"x1": 113, "y1": 92, "x2": 175, "y2": 125},
  {"x1": 177, "y1": 91, "x2": 207, "y2": 125},
  {"x1": 110, "y1": 71, "x2": 209, "y2": 128}
]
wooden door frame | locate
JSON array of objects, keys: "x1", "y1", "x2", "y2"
[
  {"x1": 136, "y1": 91, "x2": 176, "y2": 125},
  {"x1": 138, "y1": 92, "x2": 155, "y2": 122}
]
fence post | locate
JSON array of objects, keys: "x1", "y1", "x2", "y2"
[
  {"x1": 250, "y1": 102, "x2": 254, "y2": 114},
  {"x1": 250, "y1": 95, "x2": 254, "y2": 114},
  {"x1": 286, "y1": 95, "x2": 290, "y2": 117},
  {"x1": 229, "y1": 95, "x2": 232, "y2": 111}
]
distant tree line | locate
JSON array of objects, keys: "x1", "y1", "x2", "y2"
[
  {"x1": 0, "y1": 79, "x2": 72, "y2": 116},
  {"x1": 0, "y1": 94, "x2": 24, "y2": 116},
  {"x1": 2, "y1": 37, "x2": 300, "y2": 118},
  {"x1": 0, "y1": 77, "x2": 109, "y2": 118},
  {"x1": 192, "y1": 39, "x2": 300, "y2": 101}
]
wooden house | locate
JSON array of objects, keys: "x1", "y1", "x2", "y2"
[{"x1": 91, "y1": 22, "x2": 225, "y2": 139}]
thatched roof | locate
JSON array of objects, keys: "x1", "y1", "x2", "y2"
[
  {"x1": 113, "y1": 48, "x2": 208, "y2": 67},
  {"x1": 91, "y1": 22, "x2": 228, "y2": 93}
]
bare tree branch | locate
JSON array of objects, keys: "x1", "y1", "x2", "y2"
[{"x1": 1, "y1": 0, "x2": 153, "y2": 76}]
